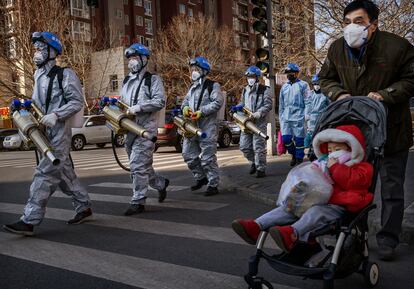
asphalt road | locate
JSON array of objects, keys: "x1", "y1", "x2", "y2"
[{"x1": 0, "y1": 146, "x2": 413, "y2": 289}]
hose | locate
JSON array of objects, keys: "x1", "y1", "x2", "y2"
[{"x1": 111, "y1": 131, "x2": 130, "y2": 172}]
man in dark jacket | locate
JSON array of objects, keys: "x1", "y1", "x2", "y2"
[{"x1": 319, "y1": 0, "x2": 414, "y2": 261}]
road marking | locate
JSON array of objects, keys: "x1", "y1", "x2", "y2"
[
  {"x1": 0, "y1": 233, "x2": 292, "y2": 289},
  {"x1": 53, "y1": 191, "x2": 228, "y2": 211},
  {"x1": 105, "y1": 156, "x2": 237, "y2": 171},
  {"x1": 89, "y1": 182, "x2": 187, "y2": 191},
  {"x1": 0, "y1": 202, "x2": 277, "y2": 249}
]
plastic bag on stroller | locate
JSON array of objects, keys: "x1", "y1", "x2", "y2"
[{"x1": 277, "y1": 162, "x2": 333, "y2": 217}]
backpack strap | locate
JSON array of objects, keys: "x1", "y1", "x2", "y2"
[
  {"x1": 46, "y1": 65, "x2": 65, "y2": 113},
  {"x1": 195, "y1": 79, "x2": 215, "y2": 111},
  {"x1": 255, "y1": 84, "x2": 267, "y2": 109},
  {"x1": 132, "y1": 71, "x2": 153, "y2": 106}
]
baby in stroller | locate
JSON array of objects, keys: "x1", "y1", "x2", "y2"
[{"x1": 232, "y1": 124, "x2": 374, "y2": 252}]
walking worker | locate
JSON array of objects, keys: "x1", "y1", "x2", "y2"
[
  {"x1": 181, "y1": 56, "x2": 224, "y2": 196},
  {"x1": 279, "y1": 63, "x2": 311, "y2": 166},
  {"x1": 238, "y1": 66, "x2": 272, "y2": 178},
  {"x1": 121, "y1": 43, "x2": 169, "y2": 216},
  {"x1": 304, "y1": 74, "x2": 330, "y2": 148},
  {"x1": 3, "y1": 31, "x2": 92, "y2": 236}
]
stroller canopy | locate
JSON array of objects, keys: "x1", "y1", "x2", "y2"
[{"x1": 312, "y1": 97, "x2": 387, "y2": 161}]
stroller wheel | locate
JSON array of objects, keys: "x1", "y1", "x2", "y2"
[
  {"x1": 247, "y1": 277, "x2": 273, "y2": 289},
  {"x1": 363, "y1": 261, "x2": 379, "y2": 287}
]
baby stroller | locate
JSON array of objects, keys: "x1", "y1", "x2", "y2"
[{"x1": 244, "y1": 97, "x2": 387, "y2": 289}]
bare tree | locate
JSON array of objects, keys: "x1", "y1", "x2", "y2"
[{"x1": 152, "y1": 15, "x2": 246, "y2": 108}]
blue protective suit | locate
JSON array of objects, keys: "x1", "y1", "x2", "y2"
[
  {"x1": 278, "y1": 79, "x2": 310, "y2": 159},
  {"x1": 304, "y1": 90, "x2": 330, "y2": 147}
]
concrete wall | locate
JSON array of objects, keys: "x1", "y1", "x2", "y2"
[{"x1": 87, "y1": 46, "x2": 127, "y2": 99}]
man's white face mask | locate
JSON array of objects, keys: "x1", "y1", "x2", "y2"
[
  {"x1": 247, "y1": 78, "x2": 256, "y2": 87},
  {"x1": 128, "y1": 58, "x2": 142, "y2": 73},
  {"x1": 313, "y1": 85, "x2": 321, "y2": 91},
  {"x1": 33, "y1": 41, "x2": 50, "y2": 67},
  {"x1": 191, "y1": 70, "x2": 201, "y2": 82},
  {"x1": 343, "y1": 23, "x2": 370, "y2": 48}
]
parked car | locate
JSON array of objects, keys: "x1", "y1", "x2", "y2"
[
  {"x1": 71, "y1": 115, "x2": 125, "y2": 151},
  {"x1": 155, "y1": 110, "x2": 241, "y2": 152},
  {"x1": 0, "y1": 128, "x2": 18, "y2": 150},
  {"x1": 2, "y1": 130, "x2": 35, "y2": 151}
]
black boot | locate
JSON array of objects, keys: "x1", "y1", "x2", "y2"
[
  {"x1": 158, "y1": 178, "x2": 170, "y2": 203},
  {"x1": 296, "y1": 158, "x2": 303, "y2": 165},
  {"x1": 249, "y1": 163, "x2": 256, "y2": 175},
  {"x1": 124, "y1": 204, "x2": 145, "y2": 216},
  {"x1": 204, "y1": 186, "x2": 219, "y2": 196},
  {"x1": 290, "y1": 155, "x2": 297, "y2": 167},
  {"x1": 191, "y1": 177, "x2": 208, "y2": 191},
  {"x1": 256, "y1": 170, "x2": 266, "y2": 178},
  {"x1": 3, "y1": 220, "x2": 34, "y2": 236},
  {"x1": 67, "y1": 208, "x2": 93, "y2": 224}
]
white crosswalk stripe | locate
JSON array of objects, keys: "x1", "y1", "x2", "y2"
[
  {"x1": 0, "y1": 166, "x2": 297, "y2": 289},
  {"x1": 0, "y1": 150, "x2": 238, "y2": 172},
  {"x1": 0, "y1": 233, "x2": 294, "y2": 289}
]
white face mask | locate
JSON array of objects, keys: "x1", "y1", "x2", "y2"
[
  {"x1": 343, "y1": 23, "x2": 369, "y2": 48},
  {"x1": 33, "y1": 51, "x2": 48, "y2": 66},
  {"x1": 191, "y1": 71, "x2": 201, "y2": 82},
  {"x1": 247, "y1": 78, "x2": 256, "y2": 87},
  {"x1": 128, "y1": 58, "x2": 142, "y2": 73},
  {"x1": 313, "y1": 85, "x2": 321, "y2": 91}
]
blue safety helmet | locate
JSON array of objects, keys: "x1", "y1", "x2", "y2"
[
  {"x1": 284, "y1": 63, "x2": 300, "y2": 73},
  {"x1": 189, "y1": 56, "x2": 211, "y2": 72},
  {"x1": 125, "y1": 43, "x2": 151, "y2": 58},
  {"x1": 31, "y1": 31, "x2": 62, "y2": 55},
  {"x1": 245, "y1": 66, "x2": 262, "y2": 78},
  {"x1": 311, "y1": 74, "x2": 319, "y2": 84}
]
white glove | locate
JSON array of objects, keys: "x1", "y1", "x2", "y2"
[
  {"x1": 127, "y1": 104, "x2": 142, "y2": 115},
  {"x1": 252, "y1": 111, "x2": 261, "y2": 119},
  {"x1": 40, "y1": 113, "x2": 58, "y2": 127}
]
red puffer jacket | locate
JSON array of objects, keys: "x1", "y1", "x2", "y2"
[{"x1": 328, "y1": 162, "x2": 374, "y2": 213}]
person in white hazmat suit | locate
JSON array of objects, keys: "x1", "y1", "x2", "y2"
[
  {"x1": 3, "y1": 32, "x2": 92, "y2": 236},
  {"x1": 120, "y1": 43, "x2": 169, "y2": 216},
  {"x1": 181, "y1": 56, "x2": 224, "y2": 196},
  {"x1": 237, "y1": 66, "x2": 273, "y2": 178}
]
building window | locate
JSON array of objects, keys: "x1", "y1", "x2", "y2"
[
  {"x1": 188, "y1": 8, "x2": 193, "y2": 17},
  {"x1": 115, "y1": 9, "x2": 123, "y2": 19},
  {"x1": 134, "y1": 0, "x2": 143, "y2": 6},
  {"x1": 138, "y1": 35, "x2": 145, "y2": 44},
  {"x1": 144, "y1": 0, "x2": 152, "y2": 16},
  {"x1": 146, "y1": 38, "x2": 153, "y2": 49},
  {"x1": 70, "y1": 0, "x2": 90, "y2": 19},
  {"x1": 179, "y1": 4, "x2": 186, "y2": 14},
  {"x1": 145, "y1": 18, "x2": 153, "y2": 34},
  {"x1": 123, "y1": 0, "x2": 128, "y2": 4},
  {"x1": 71, "y1": 20, "x2": 91, "y2": 41},
  {"x1": 109, "y1": 75, "x2": 118, "y2": 92},
  {"x1": 136, "y1": 15, "x2": 143, "y2": 26},
  {"x1": 125, "y1": 14, "x2": 129, "y2": 25}
]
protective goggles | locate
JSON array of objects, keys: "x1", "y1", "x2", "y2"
[
  {"x1": 31, "y1": 32, "x2": 47, "y2": 44},
  {"x1": 125, "y1": 47, "x2": 139, "y2": 58}
]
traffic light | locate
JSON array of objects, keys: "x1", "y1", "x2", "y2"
[{"x1": 251, "y1": 0, "x2": 271, "y2": 75}]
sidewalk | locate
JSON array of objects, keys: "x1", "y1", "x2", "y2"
[{"x1": 221, "y1": 149, "x2": 414, "y2": 245}]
